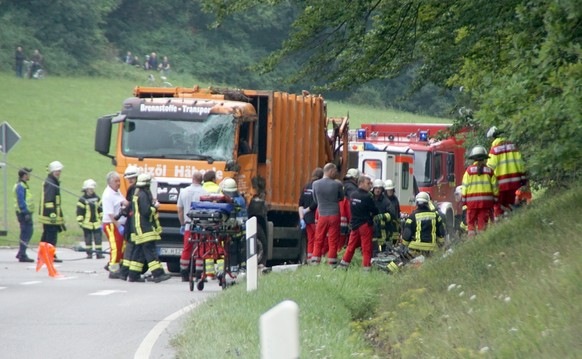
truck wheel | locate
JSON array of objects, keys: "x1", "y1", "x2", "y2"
[
  {"x1": 257, "y1": 225, "x2": 267, "y2": 266},
  {"x1": 166, "y1": 259, "x2": 180, "y2": 273}
]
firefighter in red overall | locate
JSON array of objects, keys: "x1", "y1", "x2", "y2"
[{"x1": 462, "y1": 145, "x2": 499, "y2": 236}]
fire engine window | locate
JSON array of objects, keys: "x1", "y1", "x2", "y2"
[
  {"x1": 434, "y1": 153, "x2": 443, "y2": 182},
  {"x1": 447, "y1": 153, "x2": 455, "y2": 181},
  {"x1": 401, "y1": 162, "x2": 409, "y2": 190},
  {"x1": 413, "y1": 151, "x2": 432, "y2": 186},
  {"x1": 363, "y1": 160, "x2": 382, "y2": 180}
]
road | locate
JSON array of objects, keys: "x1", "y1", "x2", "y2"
[{"x1": 0, "y1": 246, "x2": 219, "y2": 359}]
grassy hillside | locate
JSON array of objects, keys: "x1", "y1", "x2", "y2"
[
  {"x1": 0, "y1": 70, "x2": 447, "y2": 248},
  {"x1": 173, "y1": 185, "x2": 582, "y2": 358}
]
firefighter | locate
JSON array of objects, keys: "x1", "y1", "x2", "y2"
[
  {"x1": 14, "y1": 167, "x2": 34, "y2": 262},
  {"x1": 305, "y1": 163, "x2": 344, "y2": 266},
  {"x1": 486, "y1": 126, "x2": 526, "y2": 218},
  {"x1": 128, "y1": 173, "x2": 171, "y2": 283},
  {"x1": 371, "y1": 179, "x2": 395, "y2": 255},
  {"x1": 462, "y1": 146, "x2": 498, "y2": 236},
  {"x1": 402, "y1": 192, "x2": 446, "y2": 257},
  {"x1": 177, "y1": 171, "x2": 208, "y2": 281},
  {"x1": 384, "y1": 179, "x2": 401, "y2": 246},
  {"x1": 38, "y1": 161, "x2": 65, "y2": 262},
  {"x1": 119, "y1": 165, "x2": 140, "y2": 281},
  {"x1": 76, "y1": 179, "x2": 103, "y2": 259},
  {"x1": 298, "y1": 168, "x2": 323, "y2": 261},
  {"x1": 338, "y1": 175, "x2": 378, "y2": 270}
]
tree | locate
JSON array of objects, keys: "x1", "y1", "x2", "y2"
[{"x1": 202, "y1": 0, "x2": 582, "y2": 187}]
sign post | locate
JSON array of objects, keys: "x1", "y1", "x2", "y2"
[
  {"x1": 0, "y1": 122, "x2": 21, "y2": 236},
  {"x1": 246, "y1": 216, "x2": 258, "y2": 292}
]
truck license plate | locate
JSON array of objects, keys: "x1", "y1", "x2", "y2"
[{"x1": 158, "y1": 247, "x2": 183, "y2": 256}]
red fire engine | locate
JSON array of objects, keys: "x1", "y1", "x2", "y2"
[{"x1": 352, "y1": 123, "x2": 467, "y2": 231}]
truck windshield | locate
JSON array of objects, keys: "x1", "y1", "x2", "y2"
[
  {"x1": 413, "y1": 151, "x2": 432, "y2": 187},
  {"x1": 121, "y1": 114, "x2": 235, "y2": 161}
]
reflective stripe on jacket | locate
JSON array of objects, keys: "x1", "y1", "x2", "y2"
[
  {"x1": 487, "y1": 138, "x2": 526, "y2": 191},
  {"x1": 402, "y1": 208, "x2": 445, "y2": 251},
  {"x1": 462, "y1": 162, "x2": 499, "y2": 209}
]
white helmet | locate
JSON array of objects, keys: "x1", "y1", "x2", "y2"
[
  {"x1": 384, "y1": 179, "x2": 395, "y2": 190},
  {"x1": 468, "y1": 145, "x2": 489, "y2": 161},
  {"x1": 415, "y1": 191, "x2": 430, "y2": 205},
  {"x1": 486, "y1": 126, "x2": 499, "y2": 139},
  {"x1": 221, "y1": 177, "x2": 237, "y2": 194},
  {"x1": 345, "y1": 168, "x2": 360, "y2": 179},
  {"x1": 82, "y1": 179, "x2": 97, "y2": 190},
  {"x1": 372, "y1": 179, "x2": 385, "y2": 189},
  {"x1": 48, "y1": 161, "x2": 64, "y2": 172},
  {"x1": 136, "y1": 173, "x2": 152, "y2": 187},
  {"x1": 124, "y1": 165, "x2": 140, "y2": 179}
]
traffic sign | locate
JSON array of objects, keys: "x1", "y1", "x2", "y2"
[{"x1": 0, "y1": 122, "x2": 21, "y2": 154}]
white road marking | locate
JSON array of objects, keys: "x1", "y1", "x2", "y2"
[
  {"x1": 89, "y1": 289, "x2": 128, "y2": 296},
  {"x1": 21, "y1": 281, "x2": 42, "y2": 285},
  {"x1": 55, "y1": 276, "x2": 77, "y2": 280},
  {"x1": 0, "y1": 287, "x2": 7, "y2": 290},
  {"x1": 134, "y1": 302, "x2": 202, "y2": 359}
]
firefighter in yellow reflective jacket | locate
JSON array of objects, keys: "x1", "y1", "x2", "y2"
[
  {"x1": 127, "y1": 173, "x2": 171, "y2": 283},
  {"x1": 486, "y1": 126, "x2": 526, "y2": 218},
  {"x1": 462, "y1": 146, "x2": 498, "y2": 236},
  {"x1": 402, "y1": 192, "x2": 446, "y2": 256},
  {"x1": 76, "y1": 179, "x2": 103, "y2": 258},
  {"x1": 38, "y1": 161, "x2": 65, "y2": 262}
]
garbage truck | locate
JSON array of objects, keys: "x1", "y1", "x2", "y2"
[{"x1": 94, "y1": 86, "x2": 348, "y2": 271}]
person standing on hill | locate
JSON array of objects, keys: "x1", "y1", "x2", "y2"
[
  {"x1": 306, "y1": 163, "x2": 344, "y2": 266},
  {"x1": 76, "y1": 179, "x2": 103, "y2": 259},
  {"x1": 338, "y1": 175, "x2": 378, "y2": 270},
  {"x1": 462, "y1": 146, "x2": 498, "y2": 236},
  {"x1": 15, "y1": 46, "x2": 25, "y2": 78},
  {"x1": 486, "y1": 126, "x2": 526, "y2": 218},
  {"x1": 14, "y1": 167, "x2": 34, "y2": 262},
  {"x1": 29, "y1": 49, "x2": 43, "y2": 79},
  {"x1": 298, "y1": 167, "x2": 323, "y2": 262},
  {"x1": 38, "y1": 161, "x2": 65, "y2": 262}
]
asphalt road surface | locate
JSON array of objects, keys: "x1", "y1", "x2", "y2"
[{"x1": 0, "y1": 245, "x2": 219, "y2": 359}]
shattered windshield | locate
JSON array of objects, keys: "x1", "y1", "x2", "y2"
[
  {"x1": 413, "y1": 151, "x2": 432, "y2": 187},
  {"x1": 121, "y1": 114, "x2": 235, "y2": 161}
]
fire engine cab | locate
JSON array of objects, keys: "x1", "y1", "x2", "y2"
[{"x1": 349, "y1": 123, "x2": 466, "y2": 231}]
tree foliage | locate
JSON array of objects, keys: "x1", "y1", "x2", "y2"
[{"x1": 203, "y1": 0, "x2": 582, "y2": 187}]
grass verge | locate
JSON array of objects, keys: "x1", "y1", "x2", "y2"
[{"x1": 173, "y1": 185, "x2": 582, "y2": 358}]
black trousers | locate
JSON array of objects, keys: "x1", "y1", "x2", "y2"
[{"x1": 40, "y1": 224, "x2": 60, "y2": 246}]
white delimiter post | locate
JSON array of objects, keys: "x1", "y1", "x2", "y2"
[
  {"x1": 246, "y1": 216, "x2": 258, "y2": 292},
  {"x1": 260, "y1": 300, "x2": 300, "y2": 359}
]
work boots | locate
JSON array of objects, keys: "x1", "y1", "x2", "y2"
[{"x1": 181, "y1": 269, "x2": 189, "y2": 282}]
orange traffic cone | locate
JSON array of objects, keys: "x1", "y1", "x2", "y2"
[{"x1": 36, "y1": 242, "x2": 63, "y2": 278}]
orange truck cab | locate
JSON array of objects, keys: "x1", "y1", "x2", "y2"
[
  {"x1": 95, "y1": 86, "x2": 345, "y2": 271},
  {"x1": 352, "y1": 123, "x2": 466, "y2": 230}
]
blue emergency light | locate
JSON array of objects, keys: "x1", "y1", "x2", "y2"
[
  {"x1": 357, "y1": 129, "x2": 367, "y2": 139},
  {"x1": 419, "y1": 130, "x2": 429, "y2": 141}
]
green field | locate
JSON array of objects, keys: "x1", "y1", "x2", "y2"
[{"x1": 0, "y1": 70, "x2": 446, "y2": 249}]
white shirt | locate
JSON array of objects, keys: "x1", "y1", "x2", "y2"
[
  {"x1": 101, "y1": 185, "x2": 126, "y2": 225},
  {"x1": 177, "y1": 184, "x2": 208, "y2": 222}
]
